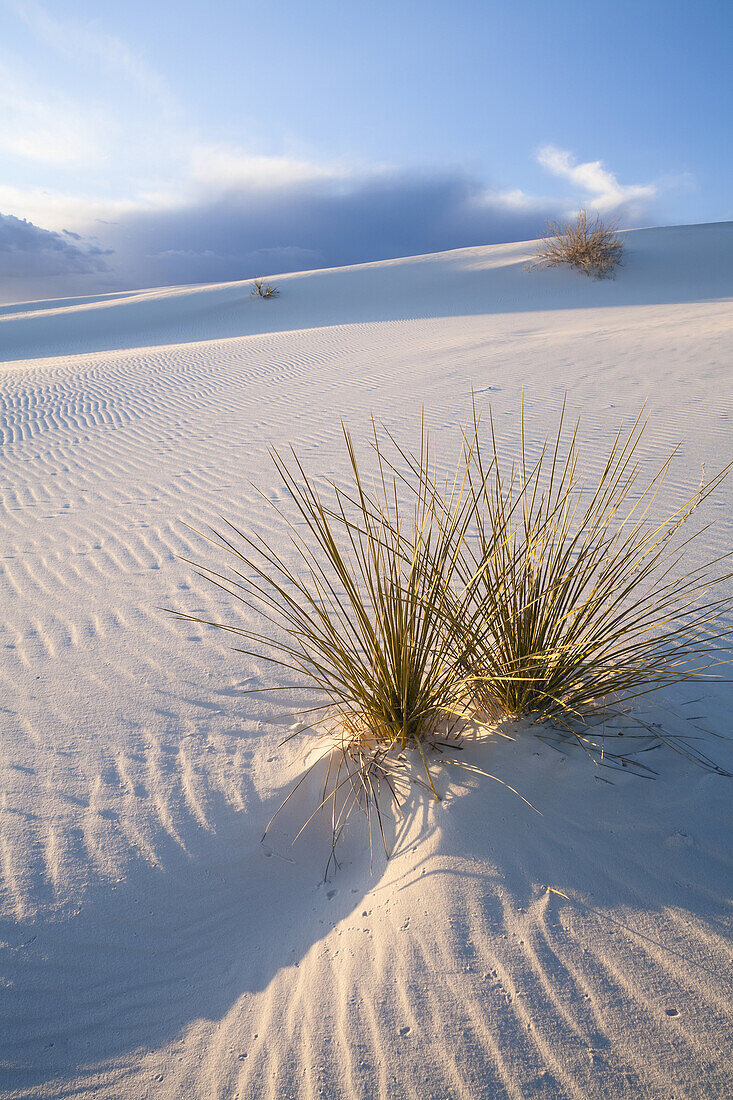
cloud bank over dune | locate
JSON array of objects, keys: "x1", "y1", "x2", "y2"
[
  {"x1": 1, "y1": 150, "x2": 661, "y2": 301},
  {"x1": 0, "y1": 4, "x2": 668, "y2": 302},
  {"x1": 0, "y1": 0, "x2": 716, "y2": 305},
  {"x1": 0, "y1": 213, "x2": 113, "y2": 300},
  {"x1": 112, "y1": 169, "x2": 553, "y2": 286},
  {"x1": 0, "y1": 214, "x2": 110, "y2": 274}
]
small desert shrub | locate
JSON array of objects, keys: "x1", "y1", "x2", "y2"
[
  {"x1": 533, "y1": 210, "x2": 624, "y2": 278},
  {"x1": 251, "y1": 277, "x2": 279, "y2": 298}
]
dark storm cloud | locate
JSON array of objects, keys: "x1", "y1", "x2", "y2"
[
  {"x1": 0, "y1": 213, "x2": 112, "y2": 277},
  {"x1": 111, "y1": 171, "x2": 552, "y2": 286}
]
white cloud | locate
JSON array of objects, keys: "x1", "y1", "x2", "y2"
[
  {"x1": 1, "y1": 3, "x2": 366, "y2": 230},
  {"x1": 0, "y1": 0, "x2": 191, "y2": 202},
  {"x1": 536, "y1": 145, "x2": 657, "y2": 214},
  {"x1": 189, "y1": 146, "x2": 346, "y2": 191},
  {"x1": 0, "y1": 183, "x2": 178, "y2": 233},
  {"x1": 472, "y1": 187, "x2": 548, "y2": 212}
]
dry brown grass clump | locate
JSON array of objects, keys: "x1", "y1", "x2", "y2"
[
  {"x1": 533, "y1": 210, "x2": 624, "y2": 278},
  {"x1": 251, "y1": 277, "x2": 279, "y2": 298}
]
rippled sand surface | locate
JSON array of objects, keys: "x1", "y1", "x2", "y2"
[{"x1": 1, "y1": 225, "x2": 732, "y2": 1098}]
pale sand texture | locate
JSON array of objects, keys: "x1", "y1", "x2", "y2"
[{"x1": 0, "y1": 224, "x2": 732, "y2": 1098}]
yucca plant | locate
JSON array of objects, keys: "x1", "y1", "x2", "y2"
[
  {"x1": 171, "y1": 422, "x2": 483, "y2": 868},
  {"x1": 171, "y1": 406, "x2": 731, "y2": 867},
  {"x1": 251, "y1": 277, "x2": 279, "y2": 298},
  {"x1": 456, "y1": 401, "x2": 732, "y2": 775}
]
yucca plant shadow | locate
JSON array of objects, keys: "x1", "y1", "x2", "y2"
[{"x1": 0, "y1": 717, "x2": 389, "y2": 1092}]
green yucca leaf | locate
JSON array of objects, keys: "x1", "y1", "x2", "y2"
[
  {"x1": 169, "y1": 419, "x2": 485, "y2": 865},
  {"x1": 454, "y1": 399, "x2": 732, "y2": 774}
]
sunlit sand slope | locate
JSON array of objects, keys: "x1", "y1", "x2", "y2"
[{"x1": 1, "y1": 225, "x2": 732, "y2": 1098}]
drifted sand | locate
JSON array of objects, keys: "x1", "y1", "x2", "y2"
[{"x1": 1, "y1": 224, "x2": 732, "y2": 1098}]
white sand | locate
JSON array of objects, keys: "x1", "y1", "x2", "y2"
[{"x1": 0, "y1": 224, "x2": 732, "y2": 1098}]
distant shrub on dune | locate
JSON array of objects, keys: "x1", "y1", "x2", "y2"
[
  {"x1": 251, "y1": 277, "x2": 279, "y2": 298},
  {"x1": 532, "y1": 210, "x2": 624, "y2": 278}
]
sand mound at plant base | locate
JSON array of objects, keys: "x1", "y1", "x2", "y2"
[{"x1": 0, "y1": 225, "x2": 731, "y2": 1098}]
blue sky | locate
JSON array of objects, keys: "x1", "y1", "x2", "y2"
[{"x1": 1, "y1": 0, "x2": 731, "y2": 295}]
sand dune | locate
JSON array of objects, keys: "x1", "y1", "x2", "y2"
[
  {"x1": 2, "y1": 222, "x2": 732, "y2": 365},
  {"x1": 0, "y1": 226, "x2": 731, "y2": 1098}
]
